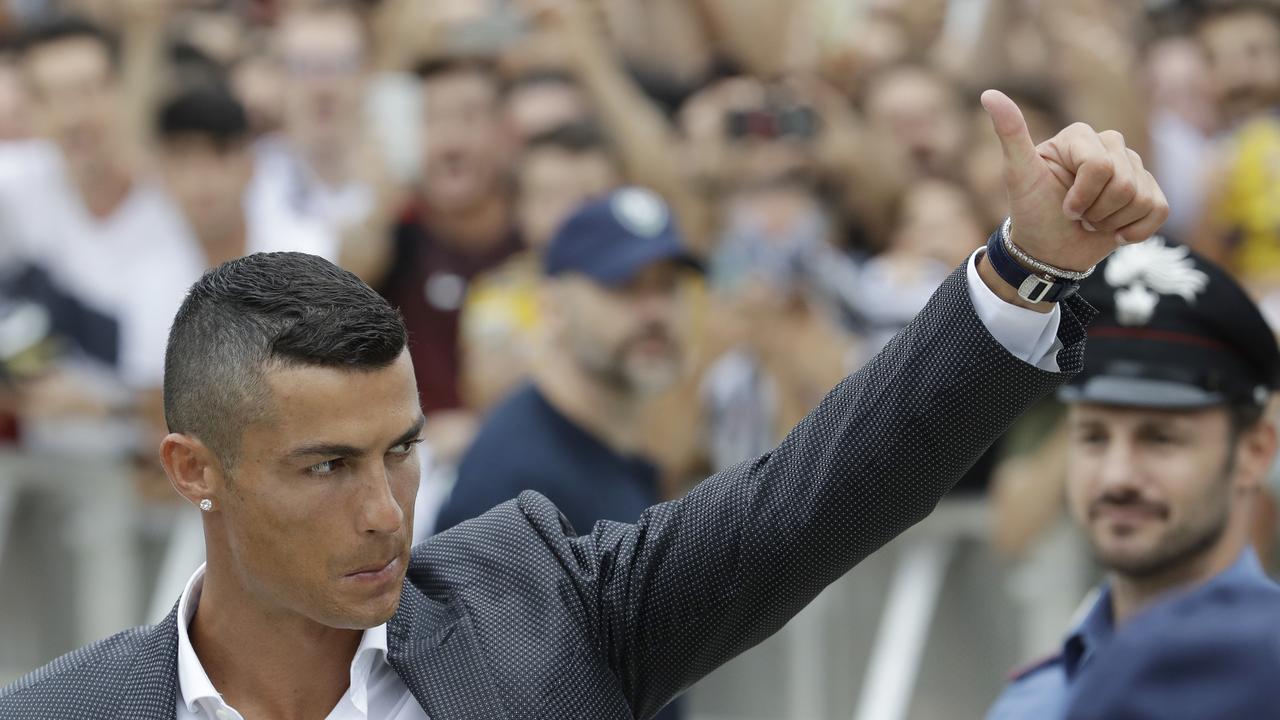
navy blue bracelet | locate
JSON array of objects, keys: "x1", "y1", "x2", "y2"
[{"x1": 984, "y1": 229, "x2": 1080, "y2": 303}]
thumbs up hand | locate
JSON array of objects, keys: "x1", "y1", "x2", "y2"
[{"x1": 980, "y1": 90, "x2": 1168, "y2": 274}]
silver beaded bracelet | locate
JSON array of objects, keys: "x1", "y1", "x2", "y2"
[{"x1": 1000, "y1": 217, "x2": 1096, "y2": 281}]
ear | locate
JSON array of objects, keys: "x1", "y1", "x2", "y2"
[
  {"x1": 159, "y1": 433, "x2": 225, "y2": 511},
  {"x1": 1234, "y1": 418, "x2": 1277, "y2": 493}
]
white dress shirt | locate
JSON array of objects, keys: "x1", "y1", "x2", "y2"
[
  {"x1": 174, "y1": 565, "x2": 429, "y2": 720},
  {"x1": 171, "y1": 254, "x2": 1059, "y2": 719},
  {"x1": 966, "y1": 249, "x2": 1062, "y2": 371}
]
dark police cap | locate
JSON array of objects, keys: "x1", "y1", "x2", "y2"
[{"x1": 1060, "y1": 237, "x2": 1280, "y2": 409}]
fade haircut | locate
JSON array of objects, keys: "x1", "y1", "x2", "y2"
[{"x1": 164, "y1": 252, "x2": 407, "y2": 468}]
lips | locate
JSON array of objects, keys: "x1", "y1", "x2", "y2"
[
  {"x1": 345, "y1": 555, "x2": 397, "y2": 577},
  {"x1": 1091, "y1": 503, "x2": 1167, "y2": 525}
]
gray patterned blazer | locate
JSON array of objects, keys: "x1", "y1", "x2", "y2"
[{"x1": 0, "y1": 268, "x2": 1091, "y2": 719}]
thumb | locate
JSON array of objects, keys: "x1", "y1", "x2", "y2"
[{"x1": 981, "y1": 89, "x2": 1039, "y2": 181}]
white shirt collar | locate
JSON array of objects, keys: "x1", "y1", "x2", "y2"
[{"x1": 175, "y1": 563, "x2": 392, "y2": 718}]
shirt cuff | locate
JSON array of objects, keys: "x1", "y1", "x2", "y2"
[{"x1": 966, "y1": 249, "x2": 1062, "y2": 372}]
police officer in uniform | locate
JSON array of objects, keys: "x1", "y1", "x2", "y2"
[{"x1": 985, "y1": 236, "x2": 1280, "y2": 720}]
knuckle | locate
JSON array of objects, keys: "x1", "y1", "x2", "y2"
[
  {"x1": 1100, "y1": 129, "x2": 1125, "y2": 146},
  {"x1": 1087, "y1": 157, "x2": 1117, "y2": 178}
]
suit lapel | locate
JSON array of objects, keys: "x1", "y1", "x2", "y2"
[
  {"x1": 387, "y1": 582, "x2": 509, "y2": 720},
  {"x1": 118, "y1": 603, "x2": 181, "y2": 720}
]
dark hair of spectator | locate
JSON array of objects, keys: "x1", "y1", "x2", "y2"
[
  {"x1": 413, "y1": 55, "x2": 501, "y2": 85},
  {"x1": 15, "y1": 16, "x2": 120, "y2": 69},
  {"x1": 167, "y1": 39, "x2": 231, "y2": 93},
  {"x1": 523, "y1": 121, "x2": 612, "y2": 157},
  {"x1": 164, "y1": 252, "x2": 407, "y2": 468},
  {"x1": 157, "y1": 88, "x2": 250, "y2": 151},
  {"x1": 1193, "y1": 0, "x2": 1280, "y2": 30}
]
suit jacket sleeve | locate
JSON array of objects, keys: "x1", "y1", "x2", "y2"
[{"x1": 515, "y1": 266, "x2": 1092, "y2": 718}]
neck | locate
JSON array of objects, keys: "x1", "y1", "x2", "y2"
[
  {"x1": 1109, "y1": 537, "x2": 1244, "y2": 625},
  {"x1": 68, "y1": 153, "x2": 133, "y2": 220},
  {"x1": 301, "y1": 139, "x2": 352, "y2": 189},
  {"x1": 191, "y1": 555, "x2": 361, "y2": 720},
  {"x1": 535, "y1": 355, "x2": 645, "y2": 454},
  {"x1": 425, "y1": 191, "x2": 510, "y2": 254},
  {"x1": 196, "y1": 219, "x2": 249, "y2": 269}
]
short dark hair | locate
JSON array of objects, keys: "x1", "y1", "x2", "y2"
[
  {"x1": 16, "y1": 16, "x2": 119, "y2": 69},
  {"x1": 164, "y1": 253, "x2": 407, "y2": 467},
  {"x1": 522, "y1": 121, "x2": 612, "y2": 157},
  {"x1": 1228, "y1": 400, "x2": 1269, "y2": 439},
  {"x1": 413, "y1": 56, "x2": 500, "y2": 85},
  {"x1": 1195, "y1": 0, "x2": 1280, "y2": 31},
  {"x1": 157, "y1": 87, "x2": 249, "y2": 151}
]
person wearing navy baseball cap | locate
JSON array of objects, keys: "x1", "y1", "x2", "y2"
[
  {"x1": 987, "y1": 237, "x2": 1280, "y2": 720},
  {"x1": 542, "y1": 185, "x2": 704, "y2": 285},
  {"x1": 435, "y1": 186, "x2": 703, "y2": 720}
]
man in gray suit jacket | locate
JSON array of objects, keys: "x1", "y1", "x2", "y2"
[{"x1": 0, "y1": 91, "x2": 1167, "y2": 720}]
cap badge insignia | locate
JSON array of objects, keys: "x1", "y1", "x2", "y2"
[
  {"x1": 611, "y1": 187, "x2": 669, "y2": 238},
  {"x1": 1104, "y1": 237, "x2": 1209, "y2": 326}
]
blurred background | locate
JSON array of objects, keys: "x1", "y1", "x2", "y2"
[{"x1": 0, "y1": 0, "x2": 1278, "y2": 718}]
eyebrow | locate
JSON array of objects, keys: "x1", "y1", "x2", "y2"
[{"x1": 285, "y1": 415, "x2": 427, "y2": 461}]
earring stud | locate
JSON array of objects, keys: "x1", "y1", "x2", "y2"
[{"x1": 199, "y1": 499, "x2": 213, "y2": 512}]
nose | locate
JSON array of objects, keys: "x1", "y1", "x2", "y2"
[
  {"x1": 1096, "y1": 435, "x2": 1141, "y2": 495},
  {"x1": 357, "y1": 465, "x2": 404, "y2": 535}
]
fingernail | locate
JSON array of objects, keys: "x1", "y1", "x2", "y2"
[
  {"x1": 1115, "y1": 233, "x2": 1128, "y2": 245},
  {"x1": 1066, "y1": 210, "x2": 1082, "y2": 221},
  {"x1": 1082, "y1": 220, "x2": 1097, "y2": 232}
]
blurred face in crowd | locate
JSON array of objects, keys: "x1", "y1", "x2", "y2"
[
  {"x1": 278, "y1": 6, "x2": 367, "y2": 149},
  {"x1": 864, "y1": 66, "x2": 966, "y2": 179},
  {"x1": 548, "y1": 262, "x2": 690, "y2": 395},
  {"x1": 1198, "y1": 9, "x2": 1280, "y2": 125},
  {"x1": 505, "y1": 80, "x2": 591, "y2": 144},
  {"x1": 233, "y1": 45, "x2": 285, "y2": 137},
  {"x1": 0, "y1": 61, "x2": 30, "y2": 140},
  {"x1": 203, "y1": 352, "x2": 423, "y2": 630},
  {"x1": 180, "y1": 9, "x2": 246, "y2": 67},
  {"x1": 22, "y1": 36, "x2": 118, "y2": 169},
  {"x1": 890, "y1": 180, "x2": 985, "y2": 268},
  {"x1": 517, "y1": 146, "x2": 620, "y2": 250},
  {"x1": 1146, "y1": 35, "x2": 1217, "y2": 135},
  {"x1": 1065, "y1": 404, "x2": 1273, "y2": 580},
  {"x1": 420, "y1": 66, "x2": 510, "y2": 212},
  {"x1": 160, "y1": 135, "x2": 254, "y2": 243}
]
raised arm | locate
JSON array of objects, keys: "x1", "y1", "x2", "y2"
[
  {"x1": 523, "y1": 0, "x2": 714, "y2": 252},
  {"x1": 563, "y1": 92, "x2": 1167, "y2": 715}
]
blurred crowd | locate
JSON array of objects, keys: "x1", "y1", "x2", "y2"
[{"x1": 3, "y1": 0, "x2": 1280, "y2": 690}]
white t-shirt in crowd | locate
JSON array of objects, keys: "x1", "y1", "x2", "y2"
[
  {"x1": 248, "y1": 135, "x2": 373, "y2": 236},
  {"x1": 0, "y1": 140, "x2": 191, "y2": 323},
  {"x1": 120, "y1": 154, "x2": 343, "y2": 391},
  {"x1": 0, "y1": 139, "x2": 345, "y2": 392}
]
